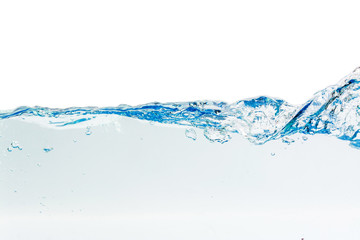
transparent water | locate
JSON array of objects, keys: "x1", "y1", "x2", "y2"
[{"x1": 1, "y1": 69, "x2": 360, "y2": 239}]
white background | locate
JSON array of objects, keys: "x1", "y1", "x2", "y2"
[{"x1": 0, "y1": 0, "x2": 359, "y2": 109}]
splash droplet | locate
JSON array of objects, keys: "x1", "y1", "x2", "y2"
[
  {"x1": 11, "y1": 141, "x2": 22, "y2": 150},
  {"x1": 43, "y1": 147, "x2": 54, "y2": 153},
  {"x1": 302, "y1": 136, "x2": 308, "y2": 141},
  {"x1": 185, "y1": 128, "x2": 197, "y2": 141},
  {"x1": 353, "y1": 66, "x2": 360, "y2": 74},
  {"x1": 271, "y1": 152, "x2": 275, "y2": 156}
]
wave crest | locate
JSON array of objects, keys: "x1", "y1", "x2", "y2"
[{"x1": 1, "y1": 69, "x2": 360, "y2": 148}]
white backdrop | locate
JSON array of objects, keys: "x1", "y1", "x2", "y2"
[{"x1": 0, "y1": 0, "x2": 359, "y2": 109}]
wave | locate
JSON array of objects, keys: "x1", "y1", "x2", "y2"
[{"x1": 1, "y1": 68, "x2": 360, "y2": 148}]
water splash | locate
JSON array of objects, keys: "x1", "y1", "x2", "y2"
[{"x1": 1, "y1": 69, "x2": 360, "y2": 148}]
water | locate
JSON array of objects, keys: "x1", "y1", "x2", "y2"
[{"x1": 1, "y1": 69, "x2": 360, "y2": 239}]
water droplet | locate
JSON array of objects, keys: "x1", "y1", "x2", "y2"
[
  {"x1": 271, "y1": 152, "x2": 275, "y2": 156},
  {"x1": 353, "y1": 66, "x2": 360, "y2": 74},
  {"x1": 43, "y1": 147, "x2": 54, "y2": 153},
  {"x1": 37, "y1": 163, "x2": 41, "y2": 167},
  {"x1": 85, "y1": 126, "x2": 92, "y2": 135},
  {"x1": 185, "y1": 128, "x2": 197, "y2": 141},
  {"x1": 73, "y1": 139, "x2": 78, "y2": 143},
  {"x1": 7, "y1": 147, "x2": 12, "y2": 152},
  {"x1": 302, "y1": 136, "x2": 308, "y2": 141},
  {"x1": 14, "y1": 190, "x2": 17, "y2": 193}
]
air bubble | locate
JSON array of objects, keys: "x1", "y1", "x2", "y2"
[
  {"x1": 204, "y1": 127, "x2": 231, "y2": 144},
  {"x1": 185, "y1": 128, "x2": 197, "y2": 141},
  {"x1": 85, "y1": 127, "x2": 92, "y2": 135}
]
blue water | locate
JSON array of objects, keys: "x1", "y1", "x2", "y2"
[
  {"x1": 1, "y1": 68, "x2": 360, "y2": 149},
  {"x1": 1, "y1": 69, "x2": 360, "y2": 240}
]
